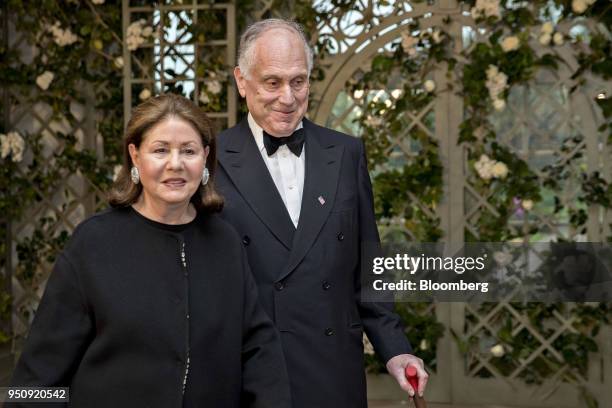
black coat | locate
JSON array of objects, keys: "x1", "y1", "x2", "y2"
[
  {"x1": 216, "y1": 118, "x2": 412, "y2": 408},
  {"x1": 9, "y1": 207, "x2": 291, "y2": 408}
]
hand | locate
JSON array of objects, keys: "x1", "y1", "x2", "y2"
[{"x1": 385, "y1": 353, "x2": 428, "y2": 397}]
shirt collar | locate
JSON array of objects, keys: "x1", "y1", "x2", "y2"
[{"x1": 247, "y1": 113, "x2": 303, "y2": 153}]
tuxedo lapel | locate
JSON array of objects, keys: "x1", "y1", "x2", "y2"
[
  {"x1": 279, "y1": 120, "x2": 344, "y2": 281},
  {"x1": 219, "y1": 120, "x2": 295, "y2": 250}
]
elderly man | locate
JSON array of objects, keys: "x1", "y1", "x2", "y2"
[{"x1": 216, "y1": 19, "x2": 427, "y2": 407}]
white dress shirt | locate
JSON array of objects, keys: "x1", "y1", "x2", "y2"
[{"x1": 248, "y1": 113, "x2": 305, "y2": 228}]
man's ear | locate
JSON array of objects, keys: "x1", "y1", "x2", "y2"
[{"x1": 234, "y1": 66, "x2": 247, "y2": 98}]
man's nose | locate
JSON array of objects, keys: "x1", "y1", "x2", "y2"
[{"x1": 278, "y1": 84, "x2": 295, "y2": 105}]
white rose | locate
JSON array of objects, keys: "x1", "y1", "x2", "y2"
[
  {"x1": 490, "y1": 344, "x2": 505, "y2": 357},
  {"x1": 475, "y1": 155, "x2": 495, "y2": 180},
  {"x1": 521, "y1": 199, "x2": 534, "y2": 211},
  {"x1": 363, "y1": 333, "x2": 375, "y2": 355},
  {"x1": 50, "y1": 23, "x2": 77, "y2": 46},
  {"x1": 206, "y1": 79, "x2": 223, "y2": 95},
  {"x1": 493, "y1": 98, "x2": 506, "y2": 111},
  {"x1": 478, "y1": 167, "x2": 493, "y2": 180},
  {"x1": 353, "y1": 90, "x2": 364, "y2": 99},
  {"x1": 424, "y1": 79, "x2": 436, "y2": 93},
  {"x1": 473, "y1": 126, "x2": 487, "y2": 141},
  {"x1": 199, "y1": 90, "x2": 210, "y2": 105},
  {"x1": 541, "y1": 22, "x2": 554, "y2": 34},
  {"x1": 128, "y1": 24, "x2": 142, "y2": 38},
  {"x1": 471, "y1": 0, "x2": 501, "y2": 19},
  {"x1": 0, "y1": 134, "x2": 10, "y2": 159},
  {"x1": 36, "y1": 71, "x2": 54, "y2": 90},
  {"x1": 432, "y1": 29, "x2": 443, "y2": 44},
  {"x1": 364, "y1": 115, "x2": 383, "y2": 128},
  {"x1": 486, "y1": 67, "x2": 508, "y2": 102},
  {"x1": 553, "y1": 32, "x2": 564, "y2": 46},
  {"x1": 139, "y1": 88, "x2": 151, "y2": 100},
  {"x1": 112, "y1": 165, "x2": 122, "y2": 181},
  {"x1": 126, "y1": 35, "x2": 143, "y2": 51},
  {"x1": 401, "y1": 32, "x2": 418, "y2": 55},
  {"x1": 539, "y1": 33, "x2": 552, "y2": 46},
  {"x1": 493, "y1": 251, "x2": 512, "y2": 267},
  {"x1": 470, "y1": 7, "x2": 481, "y2": 20},
  {"x1": 1, "y1": 131, "x2": 25, "y2": 162},
  {"x1": 419, "y1": 339, "x2": 429, "y2": 350},
  {"x1": 114, "y1": 56, "x2": 124, "y2": 69},
  {"x1": 491, "y1": 161, "x2": 508, "y2": 179},
  {"x1": 484, "y1": 1, "x2": 501, "y2": 18},
  {"x1": 501, "y1": 36, "x2": 520, "y2": 52},
  {"x1": 572, "y1": 0, "x2": 588, "y2": 14},
  {"x1": 486, "y1": 64, "x2": 498, "y2": 78},
  {"x1": 7, "y1": 131, "x2": 25, "y2": 162}
]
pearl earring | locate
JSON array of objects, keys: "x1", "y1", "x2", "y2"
[
  {"x1": 130, "y1": 166, "x2": 140, "y2": 184},
  {"x1": 202, "y1": 167, "x2": 210, "y2": 186}
]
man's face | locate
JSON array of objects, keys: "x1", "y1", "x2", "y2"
[{"x1": 234, "y1": 29, "x2": 309, "y2": 137}]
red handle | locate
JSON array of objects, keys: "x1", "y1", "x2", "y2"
[
  {"x1": 405, "y1": 365, "x2": 427, "y2": 408},
  {"x1": 405, "y1": 365, "x2": 419, "y2": 391}
]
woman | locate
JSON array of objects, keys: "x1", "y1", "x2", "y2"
[{"x1": 10, "y1": 94, "x2": 291, "y2": 407}]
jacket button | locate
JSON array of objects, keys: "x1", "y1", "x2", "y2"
[
  {"x1": 337, "y1": 232, "x2": 344, "y2": 241},
  {"x1": 325, "y1": 328, "x2": 335, "y2": 336},
  {"x1": 242, "y1": 235, "x2": 250, "y2": 246},
  {"x1": 322, "y1": 280, "x2": 331, "y2": 290},
  {"x1": 275, "y1": 282, "x2": 285, "y2": 291}
]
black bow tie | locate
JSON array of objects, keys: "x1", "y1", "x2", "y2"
[{"x1": 263, "y1": 129, "x2": 305, "y2": 157}]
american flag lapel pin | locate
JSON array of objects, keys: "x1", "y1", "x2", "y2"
[{"x1": 318, "y1": 196, "x2": 326, "y2": 205}]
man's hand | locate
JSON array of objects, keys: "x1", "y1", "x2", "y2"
[{"x1": 386, "y1": 354, "x2": 428, "y2": 397}]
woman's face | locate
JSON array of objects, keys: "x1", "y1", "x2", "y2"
[{"x1": 129, "y1": 116, "x2": 209, "y2": 211}]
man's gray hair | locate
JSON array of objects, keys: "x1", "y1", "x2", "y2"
[{"x1": 237, "y1": 19, "x2": 314, "y2": 79}]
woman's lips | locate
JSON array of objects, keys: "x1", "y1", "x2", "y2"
[{"x1": 162, "y1": 178, "x2": 186, "y2": 187}]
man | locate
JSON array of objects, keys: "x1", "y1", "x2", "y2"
[{"x1": 216, "y1": 19, "x2": 428, "y2": 407}]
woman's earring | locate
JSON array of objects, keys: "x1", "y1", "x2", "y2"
[
  {"x1": 130, "y1": 166, "x2": 140, "y2": 184},
  {"x1": 202, "y1": 167, "x2": 210, "y2": 186}
]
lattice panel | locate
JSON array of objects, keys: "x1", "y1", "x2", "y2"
[
  {"x1": 7, "y1": 82, "x2": 101, "y2": 342},
  {"x1": 124, "y1": 0, "x2": 236, "y2": 132},
  {"x1": 465, "y1": 76, "x2": 592, "y2": 242},
  {"x1": 1, "y1": 6, "x2": 121, "y2": 354},
  {"x1": 463, "y1": 302, "x2": 590, "y2": 388},
  {"x1": 315, "y1": 1, "x2": 610, "y2": 405},
  {"x1": 328, "y1": 73, "x2": 438, "y2": 243}
]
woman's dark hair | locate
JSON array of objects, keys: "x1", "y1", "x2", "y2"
[{"x1": 109, "y1": 93, "x2": 223, "y2": 213}]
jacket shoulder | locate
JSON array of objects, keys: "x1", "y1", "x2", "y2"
[
  {"x1": 305, "y1": 119, "x2": 363, "y2": 157},
  {"x1": 65, "y1": 207, "x2": 131, "y2": 248},
  {"x1": 216, "y1": 122, "x2": 245, "y2": 151}
]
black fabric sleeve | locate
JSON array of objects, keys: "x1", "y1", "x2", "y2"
[
  {"x1": 9, "y1": 252, "x2": 93, "y2": 406},
  {"x1": 240, "y1": 246, "x2": 292, "y2": 408},
  {"x1": 354, "y1": 139, "x2": 413, "y2": 363}
]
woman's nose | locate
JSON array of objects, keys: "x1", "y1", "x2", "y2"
[{"x1": 168, "y1": 150, "x2": 182, "y2": 169}]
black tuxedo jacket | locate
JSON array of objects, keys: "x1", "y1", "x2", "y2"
[{"x1": 216, "y1": 118, "x2": 412, "y2": 408}]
